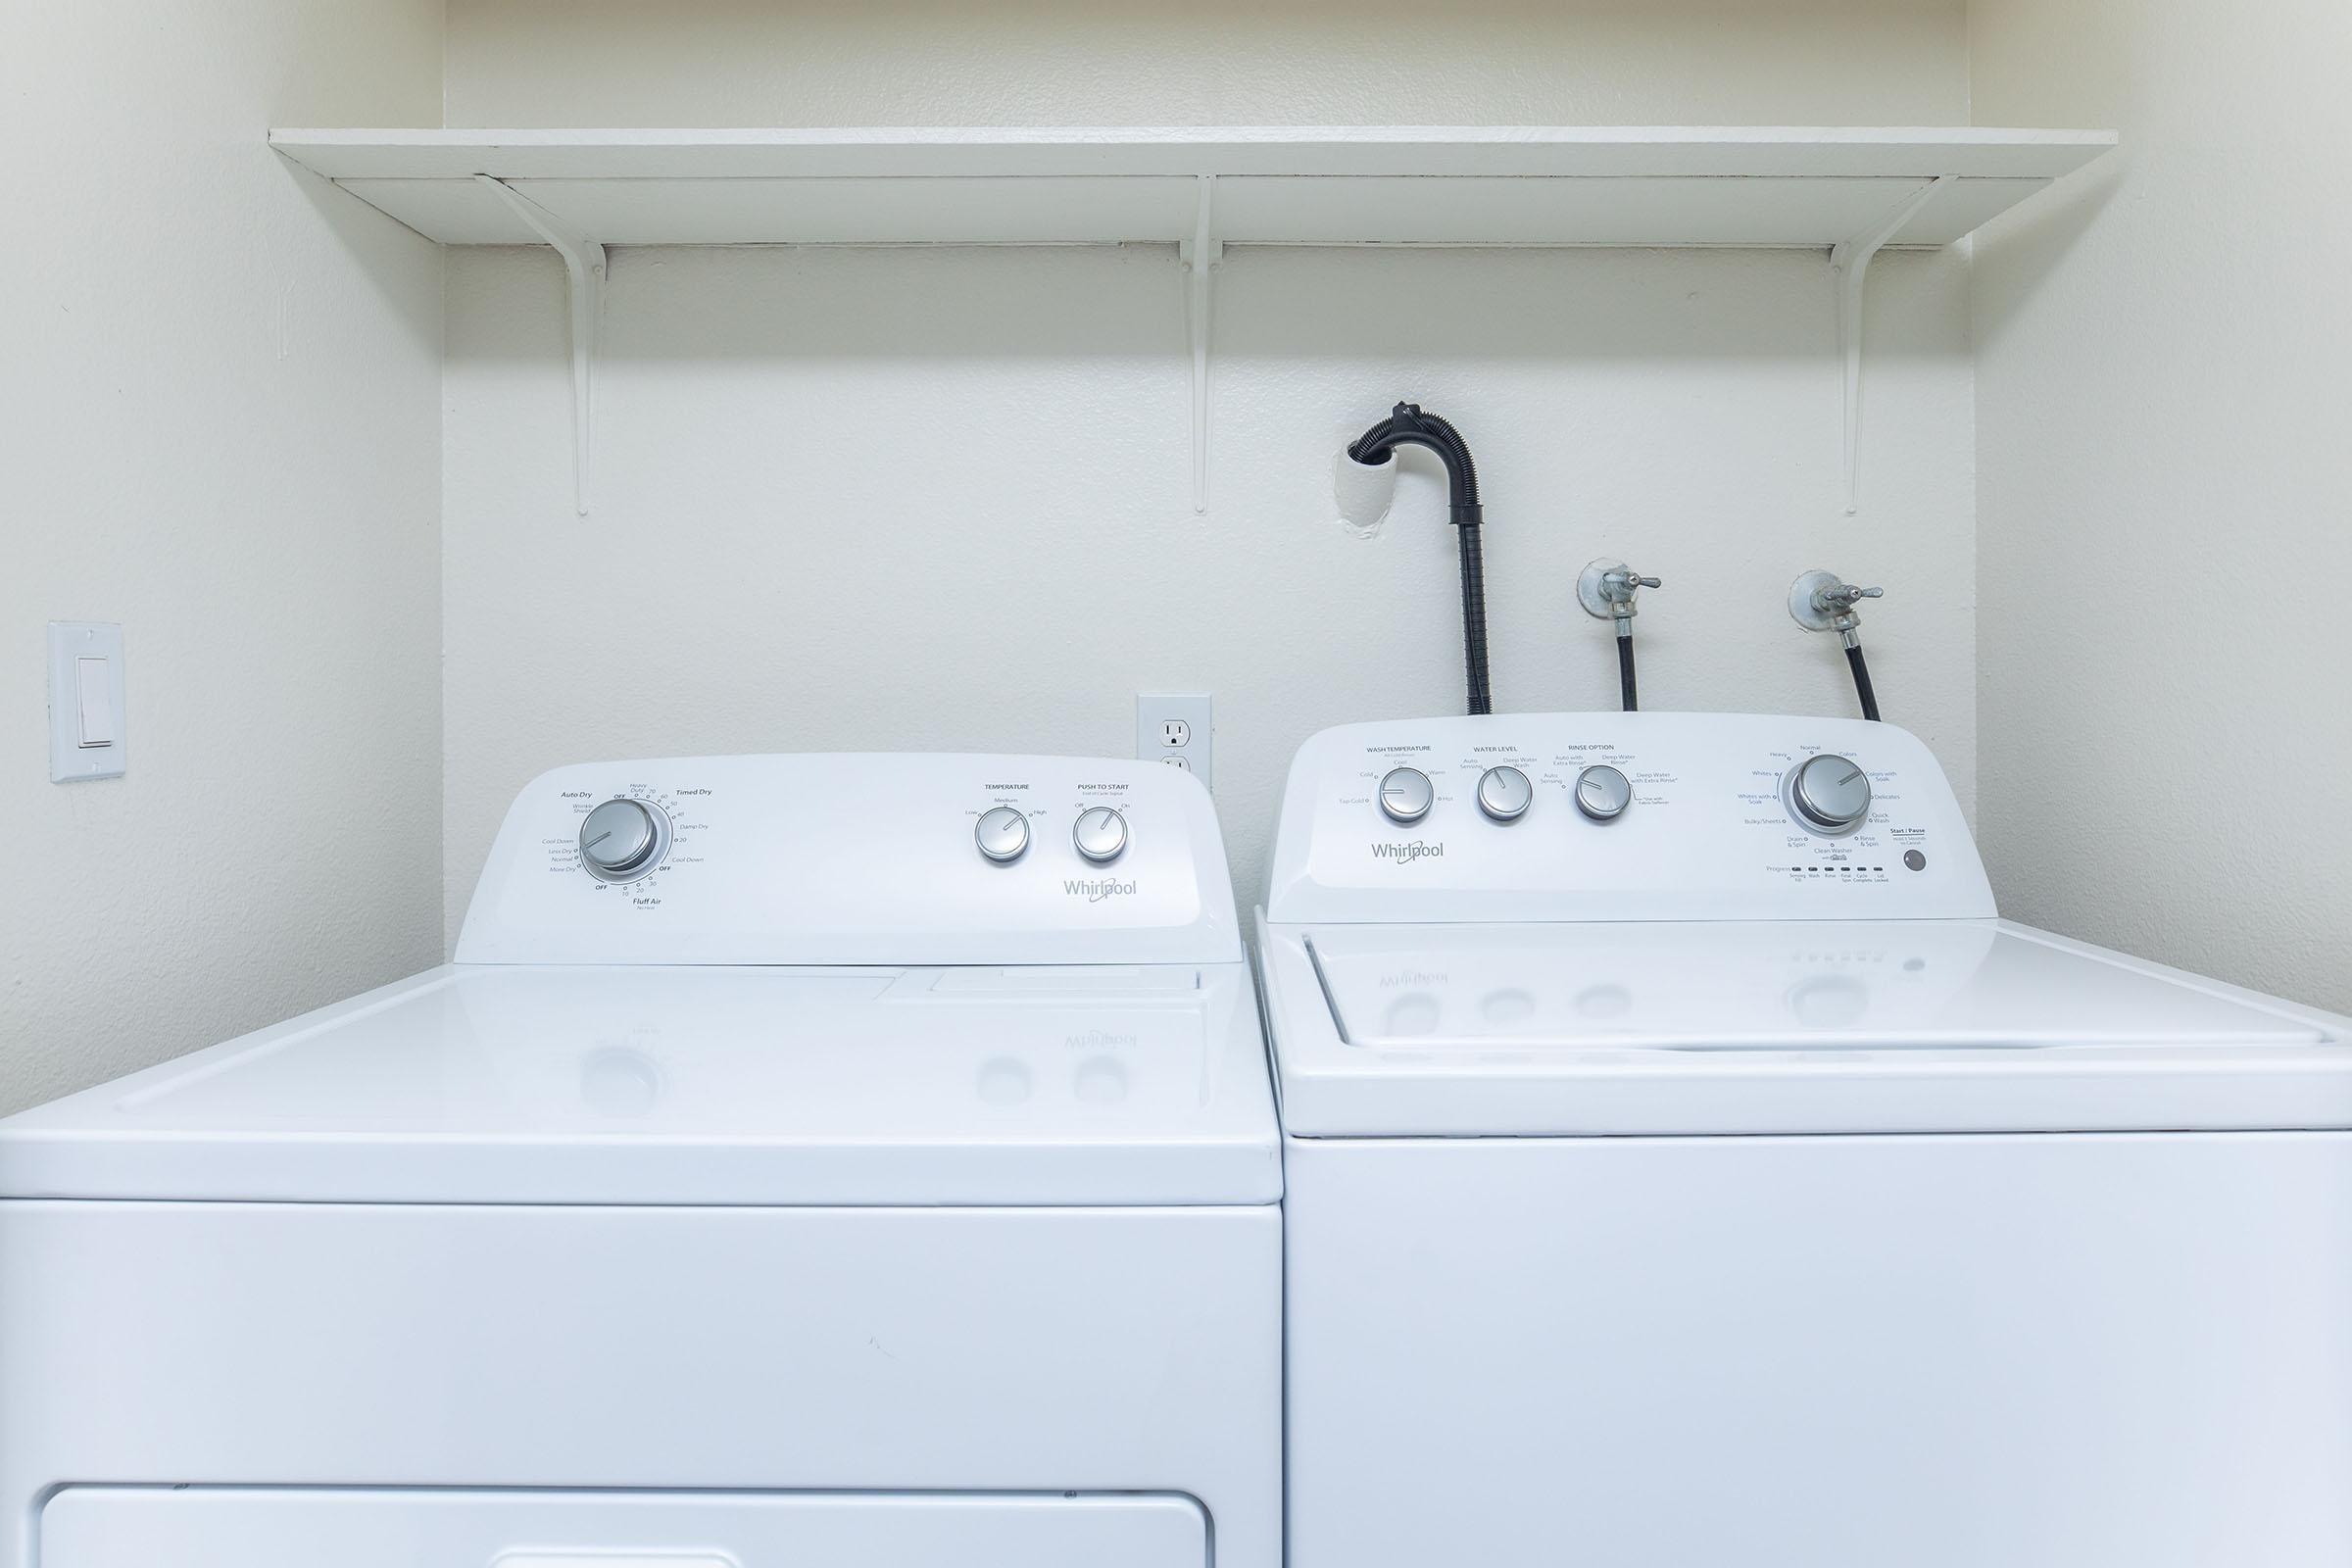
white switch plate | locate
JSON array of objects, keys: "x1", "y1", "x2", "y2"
[
  {"x1": 1137, "y1": 693, "x2": 1212, "y2": 790},
  {"x1": 49, "y1": 621, "x2": 125, "y2": 782}
]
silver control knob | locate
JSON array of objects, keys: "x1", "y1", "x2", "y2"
[
  {"x1": 1476, "y1": 765, "x2": 1532, "y2": 823},
  {"x1": 1788, "y1": 754, "x2": 1873, "y2": 834},
  {"x1": 1378, "y1": 767, "x2": 1434, "y2": 825},
  {"x1": 579, "y1": 798, "x2": 665, "y2": 882},
  {"x1": 975, "y1": 806, "x2": 1030, "y2": 862},
  {"x1": 1574, "y1": 764, "x2": 1633, "y2": 822},
  {"x1": 1073, "y1": 806, "x2": 1128, "y2": 863}
]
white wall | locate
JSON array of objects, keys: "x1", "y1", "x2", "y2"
[
  {"x1": 1972, "y1": 0, "x2": 2352, "y2": 1010},
  {"x1": 445, "y1": 0, "x2": 1968, "y2": 129},
  {"x1": 0, "y1": 1, "x2": 444, "y2": 1112},
  {"x1": 441, "y1": 0, "x2": 1978, "y2": 934}
]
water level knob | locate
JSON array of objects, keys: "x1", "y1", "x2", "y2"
[
  {"x1": 1788, "y1": 754, "x2": 1873, "y2": 835},
  {"x1": 1476, "y1": 765, "x2": 1532, "y2": 822},
  {"x1": 579, "y1": 798, "x2": 666, "y2": 882}
]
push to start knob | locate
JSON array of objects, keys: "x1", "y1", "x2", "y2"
[
  {"x1": 1476, "y1": 765, "x2": 1532, "y2": 822},
  {"x1": 578, "y1": 797, "x2": 667, "y2": 882},
  {"x1": 975, "y1": 806, "x2": 1031, "y2": 863},
  {"x1": 1788, "y1": 754, "x2": 1873, "y2": 835},
  {"x1": 1072, "y1": 806, "x2": 1128, "y2": 863},
  {"x1": 1378, "y1": 767, "x2": 1434, "y2": 825}
]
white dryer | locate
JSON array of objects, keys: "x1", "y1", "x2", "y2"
[
  {"x1": 0, "y1": 754, "x2": 1280, "y2": 1568},
  {"x1": 1258, "y1": 711, "x2": 2352, "y2": 1568}
]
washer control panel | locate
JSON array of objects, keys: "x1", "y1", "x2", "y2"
[
  {"x1": 1264, "y1": 711, "x2": 1994, "y2": 924},
  {"x1": 458, "y1": 754, "x2": 1237, "y2": 965}
]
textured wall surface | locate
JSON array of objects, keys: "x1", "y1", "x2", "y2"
[
  {"x1": 0, "y1": 2, "x2": 445, "y2": 1112},
  {"x1": 1972, "y1": 0, "x2": 2352, "y2": 1009},
  {"x1": 442, "y1": 241, "x2": 1977, "y2": 936},
  {"x1": 445, "y1": 0, "x2": 1969, "y2": 129},
  {"x1": 438, "y1": 0, "x2": 1978, "y2": 937}
]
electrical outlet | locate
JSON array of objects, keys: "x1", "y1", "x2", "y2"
[{"x1": 1137, "y1": 693, "x2": 1212, "y2": 790}]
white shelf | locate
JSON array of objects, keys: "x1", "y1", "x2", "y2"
[
  {"x1": 269, "y1": 125, "x2": 2115, "y2": 515},
  {"x1": 270, "y1": 125, "x2": 2113, "y2": 249}
]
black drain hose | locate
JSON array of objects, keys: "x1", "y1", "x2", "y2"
[{"x1": 1348, "y1": 403, "x2": 1492, "y2": 715}]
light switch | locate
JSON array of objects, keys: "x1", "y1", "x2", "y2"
[
  {"x1": 49, "y1": 621, "x2": 125, "y2": 782},
  {"x1": 75, "y1": 658, "x2": 115, "y2": 747}
]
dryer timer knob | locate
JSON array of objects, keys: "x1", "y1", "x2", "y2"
[{"x1": 579, "y1": 798, "x2": 666, "y2": 882}]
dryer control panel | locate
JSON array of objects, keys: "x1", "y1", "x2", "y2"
[
  {"x1": 1263, "y1": 712, "x2": 1994, "y2": 924},
  {"x1": 457, "y1": 754, "x2": 1239, "y2": 965}
]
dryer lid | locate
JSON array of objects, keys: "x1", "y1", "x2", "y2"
[
  {"x1": 1259, "y1": 919, "x2": 2352, "y2": 1137},
  {"x1": 0, "y1": 962, "x2": 1280, "y2": 1205}
]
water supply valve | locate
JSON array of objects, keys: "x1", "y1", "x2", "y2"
[
  {"x1": 1578, "y1": 561, "x2": 1662, "y2": 631},
  {"x1": 1579, "y1": 561, "x2": 1662, "y2": 713},
  {"x1": 1788, "y1": 569, "x2": 1883, "y2": 649}
]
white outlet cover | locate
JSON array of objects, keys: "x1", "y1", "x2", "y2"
[
  {"x1": 48, "y1": 621, "x2": 125, "y2": 783},
  {"x1": 1137, "y1": 693, "x2": 1212, "y2": 790}
]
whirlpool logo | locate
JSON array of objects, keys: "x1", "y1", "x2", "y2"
[
  {"x1": 1064, "y1": 877, "x2": 1139, "y2": 903},
  {"x1": 1371, "y1": 840, "x2": 1446, "y2": 863}
]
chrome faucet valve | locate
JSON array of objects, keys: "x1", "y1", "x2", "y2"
[
  {"x1": 1579, "y1": 561, "x2": 1663, "y2": 637},
  {"x1": 1788, "y1": 569, "x2": 1883, "y2": 650}
]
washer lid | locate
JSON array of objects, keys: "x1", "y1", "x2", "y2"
[
  {"x1": 0, "y1": 963, "x2": 1280, "y2": 1205},
  {"x1": 1258, "y1": 918, "x2": 2352, "y2": 1136}
]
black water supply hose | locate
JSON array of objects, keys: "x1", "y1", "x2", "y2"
[
  {"x1": 1617, "y1": 633, "x2": 1640, "y2": 712},
  {"x1": 1845, "y1": 642, "x2": 1882, "y2": 721},
  {"x1": 1348, "y1": 402, "x2": 1492, "y2": 715}
]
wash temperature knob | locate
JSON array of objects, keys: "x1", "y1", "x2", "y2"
[{"x1": 1379, "y1": 767, "x2": 1434, "y2": 825}]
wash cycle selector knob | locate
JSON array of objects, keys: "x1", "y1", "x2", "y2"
[
  {"x1": 578, "y1": 797, "x2": 668, "y2": 883},
  {"x1": 1378, "y1": 767, "x2": 1434, "y2": 825},
  {"x1": 1788, "y1": 753, "x2": 1874, "y2": 835},
  {"x1": 1476, "y1": 765, "x2": 1532, "y2": 822},
  {"x1": 975, "y1": 806, "x2": 1031, "y2": 863},
  {"x1": 1574, "y1": 764, "x2": 1633, "y2": 822},
  {"x1": 1073, "y1": 806, "x2": 1128, "y2": 863}
]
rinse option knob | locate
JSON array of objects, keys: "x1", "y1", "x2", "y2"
[
  {"x1": 578, "y1": 797, "x2": 667, "y2": 883},
  {"x1": 1788, "y1": 754, "x2": 1874, "y2": 835},
  {"x1": 1378, "y1": 767, "x2": 1434, "y2": 825},
  {"x1": 975, "y1": 806, "x2": 1031, "y2": 863},
  {"x1": 1072, "y1": 806, "x2": 1128, "y2": 863},
  {"x1": 1574, "y1": 764, "x2": 1633, "y2": 822},
  {"x1": 1476, "y1": 765, "x2": 1533, "y2": 823}
]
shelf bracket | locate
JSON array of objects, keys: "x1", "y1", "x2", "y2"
[
  {"x1": 1178, "y1": 174, "x2": 1222, "y2": 514},
  {"x1": 1831, "y1": 173, "x2": 1952, "y2": 516},
  {"x1": 477, "y1": 174, "x2": 607, "y2": 516}
]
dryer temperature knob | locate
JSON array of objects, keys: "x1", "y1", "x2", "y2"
[{"x1": 975, "y1": 806, "x2": 1031, "y2": 863}]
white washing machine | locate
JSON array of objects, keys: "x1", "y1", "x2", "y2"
[
  {"x1": 1257, "y1": 711, "x2": 2352, "y2": 1568},
  {"x1": 0, "y1": 754, "x2": 1280, "y2": 1568}
]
